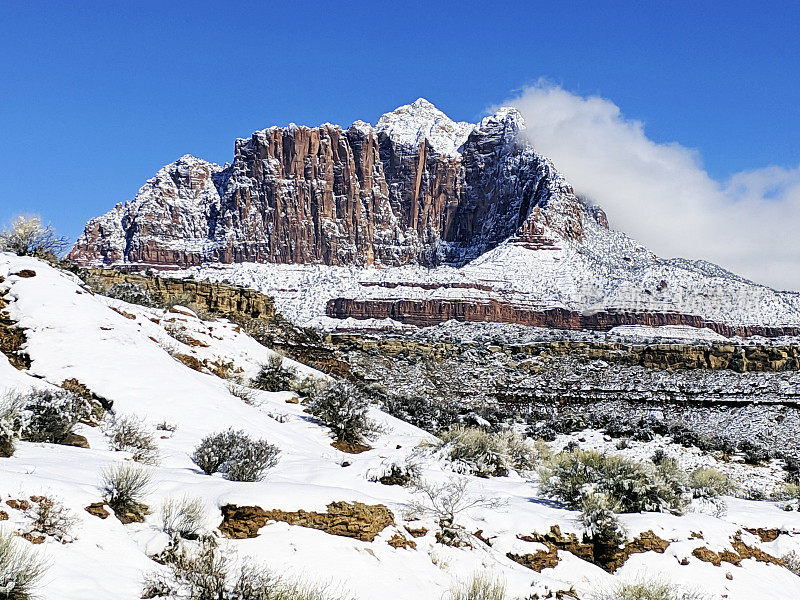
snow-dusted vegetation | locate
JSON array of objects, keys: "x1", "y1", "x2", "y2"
[{"x1": 2, "y1": 253, "x2": 800, "y2": 599}]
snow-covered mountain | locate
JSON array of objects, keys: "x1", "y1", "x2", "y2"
[
  {"x1": 69, "y1": 100, "x2": 800, "y2": 336},
  {"x1": 3, "y1": 253, "x2": 800, "y2": 600}
]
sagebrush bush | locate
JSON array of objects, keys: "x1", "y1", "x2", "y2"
[
  {"x1": 106, "y1": 414, "x2": 159, "y2": 464},
  {"x1": 101, "y1": 463, "x2": 152, "y2": 515},
  {"x1": 25, "y1": 496, "x2": 78, "y2": 543},
  {"x1": 427, "y1": 426, "x2": 541, "y2": 478},
  {"x1": 191, "y1": 429, "x2": 280, "y2": 482},
  {"x1": 783, "y1": 550, "x2": 800, "y2": 576},
  {"x1": 103, "y1": 282, "x2": 155, "y2": 307},
  {"x1": 689, "y1": 467, "x2": 731, "y2": 499},
  {"x1": 159, "y1": 496, "x2": 206, "y2": 540},
  {"x1": 251, "y1": 355, "x2": 296, "y2": 392},
  {"x1": 579, "y1": 492, "x2": 626, "y2": 546},
  {"x1": 227, "y1": 383, "x2": 257, "y2": 406},
  {"x1": 447, "y1": 573, "x2": 507, "y2": 600},
  {"x1": 368, "y1": 458, "x2": 420, "y2": 487},
  {"x1": 5, "y1": 388, "x2": 90, "y2": 445},
  {"x1": 539, "y1": 449, "x2": 686, "y2": 514},
  {"x1": 0, "y1": 530, "x2": 49, "y2": 600},
  {"x1": 591, "y1": 579, "x2": 707, "y2": 600},
  {"x1": 379, "y1": 389, "x2": 461, "y2": 433},
  {"x1": 0, "y1": 399, "x2": 19, "y2": 457},
  {"x1": 307, "y1": 381, "x2": 376, "y2": 445},
  {"x1": 142, "y1": 539, "x2": 353, "y2": 600},
  {"x1": 291, "y1": 375, "x2": 327, "y2": 399}
]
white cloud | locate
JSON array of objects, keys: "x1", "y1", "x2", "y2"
[{"x1": 504, "y1": 82, "x2": 800, "y2": 291}]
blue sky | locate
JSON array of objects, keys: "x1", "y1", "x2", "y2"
[{"x1": 2, "y1": 1, "x2": 799, "y2": 267}]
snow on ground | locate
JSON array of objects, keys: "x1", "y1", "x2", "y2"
[
  {"x1": 171, "y1": 217, "x2": 800, "y2": 335},
  {"x1": 2, "y1": 252, "x2": 800, "y2": 599}
]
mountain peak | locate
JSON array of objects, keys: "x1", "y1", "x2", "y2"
[{"x1": 376, "y1": 98, "x2": 474, "y2": 156}]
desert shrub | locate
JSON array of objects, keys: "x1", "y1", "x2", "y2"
[
  {"x1": 307, "y1": 381, "x2": 376, "y2": 445},
  {"x1": 103, "y1": 282, "x2": 155, "y2": 307},
  {"x1": 651, "y1": 449, "x2": 668, "y2": 465},
  {"x1": 251, "y1": 355, "x2": 297, "y2": 392},
  {"x1": 738, "y1": 439, "x2": 773, "y2": 465},
  {"x1": 0, "y1": 215, "x2": 68, "y2": 258},
  {"x1": 776, "y1": 482, "x2": 800, "y2": 509},
  {"x1": 378, "y1": 389, "x2": 461, "y2": 433},
  {"x1": 783, "y1": 550, "x2": 800, "y2": 576},
  {"x1": 106, "y1": 414, "x2": 159, "y2": 464},
  {"x1": 497, "y1": 429, "x2": 541, "y2": 474},
  {"x1": 579, "y1": 492, "x2": 626, "y2": 546},
  {"x1": 227, "y1": 383, "x2": 257, "y2": 406},
  {"x1": 0, "y1": 427, "x2": 14, "y2": 458},
  {"x1": 291, "y1": 375, "x2": 327, "y2": 399},
  {"x1": 25, "y1": 496, "x2": 78, "y2": 543},
  {"x1": 538, "y1": 449, "x2": 686, "y2": 514},
  {"x1": 0, "y1": 530, "x2": 49, "y2": 600},
  {"x1": 191, "y1": 429, "x2": 280, "y2": 482},
  {"x1": 157, "y1": 421, "x2": 177, "y2": 433},
  {"x1": 689, "y1": 467, "x2": 732, "y2": 499},
  {"x1": 159, "y1": 496, "x2": 206, "y2": 540},
  {"x1": 428, "y1": 426, "x2": 509, "y2": 478},
  {"x1": 0, "y1": 399, "x2": 19, "y2": 457},
  {"x1": 6, "y1": 388, "x2": 90, "y2": 445},
  {"x1": 427, "y1": 426, "x2": 543, "y2": 478},
  {"x1": 142, "y1": 539, "x2": 353, "y2": 600},
  {"x1": 100, "y1": 463, "x2": 152, "y2": 515},
  {"x1": 367, "y1": 457, "x2": 420, "y2": 487},
  {"x1": 448, "y1": 573, "x2": 507, "y2": 600},
  {"x1": 590, "y1": 579, "x2": 707, "y2": 600},
  {"x1": 406, "y1": 477, "x2": 505, "y2": 546}
]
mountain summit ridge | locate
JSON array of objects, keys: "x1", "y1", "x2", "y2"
[{"x1": 69, "y1": 100, "x2": 594, "y2": 269}]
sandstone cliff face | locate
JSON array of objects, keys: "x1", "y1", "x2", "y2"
[
  {"x1": 69, "y1": 99, "x2": 598, "y2": 268},
  {"x1": 325, "y1": 297, "x2": 800, "y2": 339}
]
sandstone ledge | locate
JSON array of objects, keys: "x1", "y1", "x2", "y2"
[
  {"x1": 219, "y1": 501, "x2": 395, "y2": 542},
  {"x1": 326, "y1": 297, "x2": 800, "y2": 340}
]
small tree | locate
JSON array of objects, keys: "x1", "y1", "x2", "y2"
[
  {"x1": 0, "y1": 215, "x2": 68, "y2": 258},
  {"x1": 406, "y1": 477, "x2": 506, "y2": 546}
]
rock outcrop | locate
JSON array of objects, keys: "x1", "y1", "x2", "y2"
[
  {"x1": 219, "y1": 501, "x2": 395, "y2": 541},
  {"x1": 69, "y1": 100, "x2": 596, "y2": 268}
]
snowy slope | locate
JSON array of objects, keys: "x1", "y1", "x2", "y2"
[
  {"x1": 2, "y1": 253, "x2": 800, "y2": 600},
  {"x1": 176, "y1": 216, "x2": 800, "y2": 332},
  {"x1": 374, "y1": 97, "x2": 475, "y2": 156}
]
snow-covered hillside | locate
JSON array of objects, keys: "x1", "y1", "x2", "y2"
[{"x1": 2, "y1": 253, "x2": 800, "y2": 600}]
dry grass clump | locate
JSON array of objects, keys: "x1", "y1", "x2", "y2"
[{"x1": 0, "y1": 530, "x2": 49, "y2": 599}]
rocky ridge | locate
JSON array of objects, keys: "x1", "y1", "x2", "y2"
[{"x1": 70, "y1": 99, "x2": 589, "y2": 269}]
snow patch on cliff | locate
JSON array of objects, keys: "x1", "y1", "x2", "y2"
[{"x1": 375, "y1": 98, "x2": 474, "y2": 156}]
